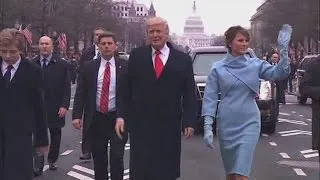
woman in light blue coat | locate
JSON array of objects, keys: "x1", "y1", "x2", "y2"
[{"x1": 202, "y1": 24, "x2": 292, "y2": 180}]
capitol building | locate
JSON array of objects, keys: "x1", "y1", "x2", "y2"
[{"x1": 170, "y1": 1, "x2": 214, "y2": 48}]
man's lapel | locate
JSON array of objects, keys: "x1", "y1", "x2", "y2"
[
  {"x1": 10, "y1": 58, "x2": 28, "y2": 86},
  {"x1": 115, "y1": 57, "x2": 121, "y2": 92},
  {"x1": 35, "y1": 55, "x2": 41, "y2": 67},
  {"x1": 93, "y1": 57, "x2": 101, "y2": 93}
]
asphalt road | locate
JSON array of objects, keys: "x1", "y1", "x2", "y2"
[{"x1": 34, "y1": 86, "x2": 319, "y2": 180}]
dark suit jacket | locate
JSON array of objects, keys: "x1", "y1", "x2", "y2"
[
  {"x1": 33, "y1": 55, "x2": 71, "y2": 128},
  {"x1": 299, "y1": 56, "x2": 320, "y2": 150},
  {"x1": 79, "y1": 45, "x2": 95, "y2": 70},
  {"x1": 0, "y1": 57, "x2": 48, "y2": 179},
  {"x1": 72, "y1": 57, "x2": 128, "y2": 132},
  {"x1": 124, "y1": 43, "x2": 197, "y2": 179}
]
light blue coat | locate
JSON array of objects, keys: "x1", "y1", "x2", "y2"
[{"x1": 201, "y1": 48, "x2": 290, "y2": 176}]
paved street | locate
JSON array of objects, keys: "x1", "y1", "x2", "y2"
[{"x1": 34, "y1": 85, "x2": 319, "y2": 180}]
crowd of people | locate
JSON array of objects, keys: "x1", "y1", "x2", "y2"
[{"x1": 0, "y1": 16, "x2": 319, "y2": 180}]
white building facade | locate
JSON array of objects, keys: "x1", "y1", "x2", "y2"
[{"x1": 171, "y1": 1, "x2": 214, "y2": 48}]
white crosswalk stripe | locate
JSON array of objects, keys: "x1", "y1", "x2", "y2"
[
  {"x1": 300, "y1": 149, "x2": 319, "y2": 158},
  {"x1": 67, "y1": 165, "x2": 130, "y2": 180},
  {"x1": 278, "y1": 118, "x2": 308, "y2": 125},
  {"x1": 278, "y1": 130, "x2": 311, "y2": 136}
]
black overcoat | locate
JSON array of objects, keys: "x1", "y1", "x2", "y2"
[
  {"x1": 124, "y1": 43, "x2": 197, "y2": 180},
  {"x1": 0, "y1": 57, "x2": 48, "y2": 180},
  {"x1": 33, "y1": 56, "x2": 71, "y2": 128},
  {"x1": 299, "y1": 56, "x2": 320, "y2": 150}
]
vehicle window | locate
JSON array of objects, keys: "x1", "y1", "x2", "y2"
[{"x1": 193, "y1": 52, "x2": 227, "y2": 76}]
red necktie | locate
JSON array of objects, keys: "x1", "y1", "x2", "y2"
[
  {"x1": 154, "y1": 50, "x2": 164, "y2": 79},
  {"x1": 100, "y1": 61, "x2": 110, "y2": 113}
]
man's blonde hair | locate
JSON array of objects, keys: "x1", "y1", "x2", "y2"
[
  {"x1": 146, "y1": 17, "x2": 169, "y2": 34},
  {"x1": 0, "y1": 28, "x2": 25, "y2": 51}
]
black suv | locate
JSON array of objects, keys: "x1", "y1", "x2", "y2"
[
  {"x1": 290, "y1": 54, "x2": 320, "y2": 104},
  {"x1": 189, "y1": 47, "x2": 279, "y2": 134}
]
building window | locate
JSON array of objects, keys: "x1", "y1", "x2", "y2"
[
  {"x1": 125, "y1": 13, "x2": 128, "y2": 16},
  {"x1": 140, "y1": 7, "x2": 143, "y2": 11},
  {"x1": 121, "y1": 6, "x2": 124, "y2": 11},
  {"x1": 145, "y1": 14, "x2": 147, "y2": 16},
  {"x1": 121, "y1": 13, "x2": 123, "y2": 16},
  {"x1": 137, "y1": 7, "x2": 139, "y2": 11},
  {"x1": 125, "y1": 7, "x2": 128, "y2": 11}
]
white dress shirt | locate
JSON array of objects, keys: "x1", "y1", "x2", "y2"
[
  {"x1": 1, "y1": 57, "x2": 21, "y2": 81},
  {"x1": 40, "y1": 54, "x2": 53, "y2": 67},
  {"x1": 96, "y1": 56, "x2": 116, "y2": 112},
  {"x1": 151, "y1": 43, "x2": 170, "y2": 67},
  {"x1": 93, "y1": 45, "x2": 100, "y2": 60}
]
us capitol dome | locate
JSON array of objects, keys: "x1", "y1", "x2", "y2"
[{"x1": 170, "y1": 1, "x2": 214, "y2": 48}]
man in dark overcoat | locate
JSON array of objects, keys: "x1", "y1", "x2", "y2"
[
  {"x1": 0, "y1": 28, "x2": 49, "y2": 180},
  {"x1": 115, "y1": 17, "x2": 197, "y2": 180},
  {"x1": 33, "y1": 36, "x2": 70, "y2": 174},
  {"x1": 299, "y1": 55, "x2": 320, "y2": 162}
]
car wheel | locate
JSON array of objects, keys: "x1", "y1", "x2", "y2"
[{"x1": 297, "y1": 96, "x2": 307, "y2": 104}]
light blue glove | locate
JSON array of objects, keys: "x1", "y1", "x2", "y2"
[
  {"x1": 203, "y1": 116, "x2": 214, "y2": 148},
  {"x1": 278, "y1": 24, "x2": 292, "y2": 49}
]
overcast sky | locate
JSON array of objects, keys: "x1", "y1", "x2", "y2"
[{"x1": 137, "y1": 0, "x2": 264, "y2": 35}]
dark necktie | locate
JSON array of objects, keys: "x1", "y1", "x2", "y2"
[
  {"x1": 3, "y1": 65, "x2": 14, "y2": 86},
  {"x1": 42, "y1": 58, "x2": 47, "y2": 68},
  {"x1": 100, "y1": 61, "x2": 110, "y2": 113}
]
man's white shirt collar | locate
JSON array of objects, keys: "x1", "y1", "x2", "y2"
[
  {"x1": 152, "y1": 43, "x2": 170, "y2": 56},
  {"x1": 100, "y1": 56, "x2": 115, "y2": 67},
  {"x1": 2, "y1": 56, "x2": 21, "y2": 71}
]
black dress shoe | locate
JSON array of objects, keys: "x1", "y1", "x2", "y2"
[
  {"x1": 49, "y1": 162, "x2": 58, "y2": 170},
  {"x1": 80, "y1": 153, "x2": 91, "y2": 160}
]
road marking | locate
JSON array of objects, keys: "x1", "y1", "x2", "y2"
[
  {"x1": 70, "y1": 99, "x2": 74, "y2": 102},
  {"x1": 269, "y1": 142, "x2": 277, "y2": 146},
  {"x1": 291, "y1": 111, "x2": 297, "y2": 114},
  {"x1": 69, "y1": 108, "x2": 73, "y2": 110},
  {"x1": 293, "y1": 168, "x2": 307, "y2": 176},
  {"x1": 279, "y1": 112, "x2": 290, "y2": 116},
  {"x1": 61, "y1": 150, "x2": 74, "y2": 156},
  {"x1": 67, "y1": 165, "x2": 130, "y2": 179},
  {"x1": 279, "y1": 153, "x2": 290, "y2": 159},
  {"x1": 67, "y1": 171, "x2": 94, "y2": 180},
  {"x1": 79, "y1": 141, "x2": 82, "y2": 144},
  {"x1": 43, "y1": 165, "x2": 49, "y2": 172},
  {"x1": 299, "y1": 115, "x2": 304, "y2": 117},
  {"x1": 306, "y1": 118, "x2": 312, "y2": 121},
  {"x1": 73, "y1": 165, "x2": 94, "y2": 175},
  {"x1": 261, "y1": 133, "x2": 268, "y2": 137},
  {"x1": 301, "y1": 149, "x2": 319, "y2": 158},
  {"x1": 278, "y1": 130, "x2": 311, "y2": 136},
  {"x1": 278, "y1": 118, "x2": 308, "y2": 125}
]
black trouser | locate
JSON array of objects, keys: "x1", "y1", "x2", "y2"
[
  {"x1": 81, "y1": 128, "x2": 91, "y2": 155},
  {"x1": 89, "y1": 111, "x2": 127, "y2": 180},
  {"x1": 33, "y1": 127, "x2": 61, "y2": 170},
  {"x1": 48, "y1": 127, "x2": 61, "y2": 163},
  {"x1": 276, "y1": 80, "x2": 286, "y2": 103}
]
